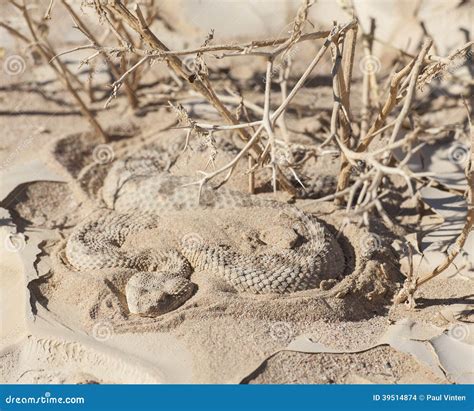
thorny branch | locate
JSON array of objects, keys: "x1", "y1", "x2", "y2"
[
  {"x1": 5, "y1": 0, "x2": 108, "y2": 140},
  {"x1": 395, "y1": 100, "x2": 474, "y2": 306}
]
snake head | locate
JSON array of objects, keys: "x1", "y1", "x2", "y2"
[{"x1": 126, "y1": 272, "x2": 196, "y2": 316}]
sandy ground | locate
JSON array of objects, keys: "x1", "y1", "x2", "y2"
[{"x1": 0, "y1": 0, "x2": 473, "y2": 385}]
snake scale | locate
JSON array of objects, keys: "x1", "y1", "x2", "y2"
[{"x1": 66, "y1": 150, "x2": 345, "y2": 315}]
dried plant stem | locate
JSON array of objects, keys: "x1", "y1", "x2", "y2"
[
  {"x1": 59, "y1": 0, "x2": 138, "y2": 108},
  {"x1": 44, "y1": 0, "x2": 55, "y2": 19},
  {"x1": 395, "y1": 201, "x2": 473, "y2": 306},
  {"x1": 262, "y1": 59, "x2": 278, "y2": 191},
  {"x1": 336, "y1": 40, "x2": 432, "y2": 196},
  {"x1": 277, "y1": 57, "x2": 291, "y2": 143},
  {"x1": 387, "y1": 39, "x2": 433, "y2": 147},
  {"x1": 271, "y1": 22, "x2": 356, "y2": 125},
  {"x1": 148, "y1": 30, "x2": 334, "y2": 58},
  {"x1": 107, "y1": 2, "x2": 308, "y2": 192},
  {"x1": 182, "y1": 21, "x2": 356, "y2": 197},
  {"x1": 103, "y1": 1, "x2": 258, "y2": 151},
  {"x1": 0, "y1": 21, "x2": 83, "y2": 92},
  {"x1": 360, "y1": 18, "x2": 376, "y2": 139},
  {"x1": 248, "y1": 155, "x2": 255, "y2": 194},
  {"x1": 395, "y1": 100, "x2": 474, "y2": 304},
  {"x1": 340, "y1": 26, "x2": 357, "y2": 113},
  {"x1": 105, "y1": 55, "x2": 149, "y2": 108},
  {"x1": 8, "y1": 0, "x2": 108, "y2": 141},
  {"x1": 334, "y1": 24, "x2": 357, "y2": 204},
  {"x1": 0, "y1": 21, "x2": 30, "y2": 43},
  {"x1": 47, "y1": 28, "x2": 334, "y2": 61}
]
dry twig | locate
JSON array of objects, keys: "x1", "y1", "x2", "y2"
[{"x1": 5, "y1": 0, "x2": 108, "y2": 141}]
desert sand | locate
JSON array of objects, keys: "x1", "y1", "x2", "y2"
[{"x1": 0, "y1": 0, "x2": 473, "y2": 385}]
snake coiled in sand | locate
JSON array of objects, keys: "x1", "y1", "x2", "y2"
[{"x1": 66, "y1": 151, "x2": 345, "y2": 315}]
